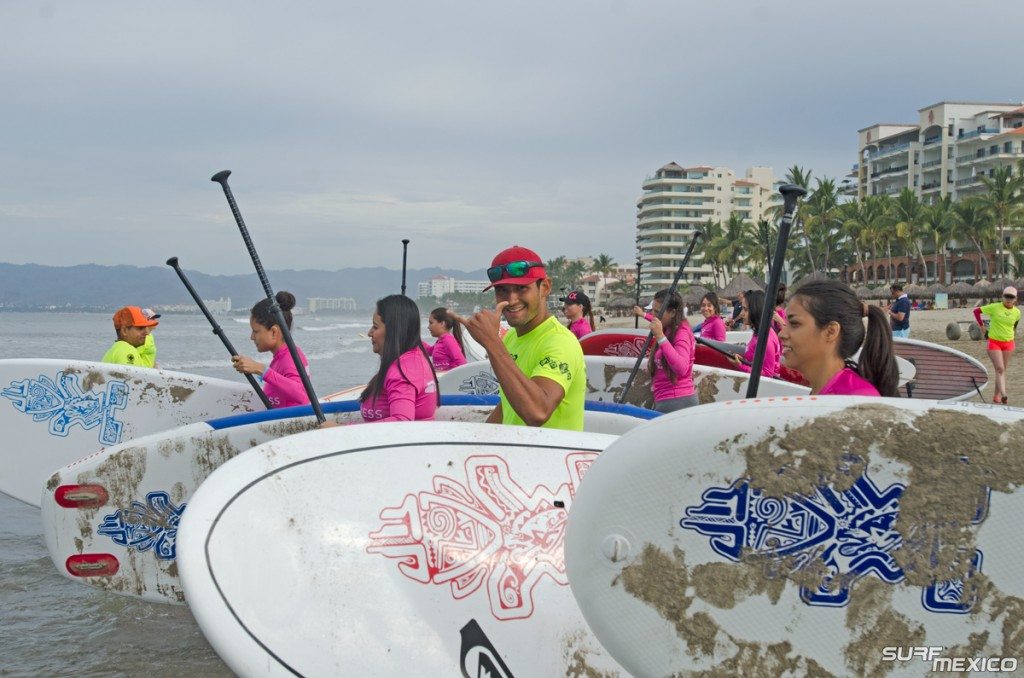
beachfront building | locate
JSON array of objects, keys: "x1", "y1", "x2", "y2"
[
  {"x1": 417, "y1": 275, "x2": 489, "y2": 300},
  {"x1": 636, "y1": 163, "x2": 775, "y2": 291},
  {"x1": 203, "y1": 297, "x2": 231, "y2": 313},
  {"x1": 308, "y1": 296, "x2": 357, "y2": 313},
  {"x1": 857, "y1": 101, "x2": 1024, "y2": 202}
]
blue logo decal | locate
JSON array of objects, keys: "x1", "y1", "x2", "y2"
[
  {"x1": 2, "y1": 372, "x2": 129, "y2": 445},
  {"x1": 459, "y1": 372, "x2": 500, "y2": 396},
  {"x1": 680, "y1": 474, "x2": 984, "y2": 613},
  {"x1": 98, "y1": 491, "x2": 185, "y2": 560}
]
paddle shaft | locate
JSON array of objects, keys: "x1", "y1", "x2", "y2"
[
  {"x1": 210, "y1": 170, "x2": 326, "y2": 424},
  {"x1": 617, "y1": 230, "x2": 702, "y2": 404},
  {"x1": 166, "y1": 257, "x2": 273, "y2": 409},
  {"x1": 634, "y1": 259, "x2": 642, "y2": 329},
  {"x1": 745, "y1": 184, "x2": 807, "y2": 398},
  {"x1": 401, "y1": 239, "x2": 410, "y2": 296}
]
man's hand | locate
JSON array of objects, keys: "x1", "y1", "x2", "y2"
[{"x1": 453, "y1": 301, "x2": 508, "y2": 349}]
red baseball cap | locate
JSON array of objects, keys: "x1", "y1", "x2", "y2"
[
  {"x1": 113, "y1": 306, "x2": 159, "y2": 330},
  {"x1": 484, "y1": 245, "x2": 547, "y2": 290}
]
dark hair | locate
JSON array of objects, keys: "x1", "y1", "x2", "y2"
[
  {"x1": 891, "y1": 283, "x2": 903, "y2": 292},
  {"x1": 701, "y1": 291, "x2": 720, "y2": 309},
  {"x1": 648, "y1": 288, "x2": 686, "y2": 384},
  {"x1": 775, "y1": 283, "x2": 787, "y2": 307},
  {"x1": 744, "y1": 290, "x2": 767, "y2": 329},
  {"x1": 430, "y1": 307, "x2": 466, "y2": 356},
  {"x1": 791, "y1": 280, "x2": 899, "y2": 397},
  {"x1": 565, "y1": 294, "x2": 596, "y2": 334},
  {"x1": 251, "y1": 291, "x2": 296, "y2": 331},
  {"x1": 361, "y1": 295, "x2": 440, "y2": 406}
]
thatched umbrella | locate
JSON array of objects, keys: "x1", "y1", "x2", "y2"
[
  {"x1": 905, "y1": 283, "x2": 927, "y2": 299},
  {"x1": 947, "y1": 281, "x2": 973, "y2": 298},
  {"x1": 855, "y1": 286, "x2": 874, "y2": 299},
  {"x1": 972, "y1": 279, "x2": 993, "y2": 296},
  {"x1": 872, "y1": 285, "x2": 891, "y2": 299},
  {"x1": 989, "y1": 277, "x2": 1015, "y2": 295},
  {"x1": 680, "y1": 284, "x2": 710, "y2": 305},
  {"x1": 925, "y1": 283, "x2": 946, "y2": 298},
  {"x1": 718, "y1": 273, "x2": 764, "y2": 298},
  {"x1": 606, "y1": 296, "x2": 636, "y2": 310},
  {"x1": 1014, "y1": 277, "x2": 1024, "y2": 290}
]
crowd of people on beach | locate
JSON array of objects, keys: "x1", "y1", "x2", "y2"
[{"x1": 101, "y1": 243, "x2": 1020, "y2": 429}]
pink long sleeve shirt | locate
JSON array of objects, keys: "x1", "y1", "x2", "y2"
[
  {"x1": 361, "y1": 348, "x2": 438, "y2": 423},
  {"x1": 262, "y1": 345, "x2": 310, "y2": 408},
  {"x1": 568, "y1": 317, "x2": 593, "y2": 339},
  {"x1": 699, "y1": 315, "x2": 727, "y2": 342},
  {"x1": 818, "y1": 367, "x2": 879, "y2": 396},
  {"x1": 737, "y1": 329, "x2": 781, "y2": 378},
  {"x1": 423, "y1": 333, "x2": 467, "y2": 371},
  {"x1": 651, "y1": 325, "x2": 696, "y2": 402}
]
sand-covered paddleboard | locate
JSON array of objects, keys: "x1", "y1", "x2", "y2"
[
  {"x1": 565, "y1": 397, "x2": 1024, "y2": 676},
  {"x1": 42, "y1": 396, "x2": 656, "y2": 604},
  {"x1": 0, "y1": 359, "x2": 262, "y2": 506},
  {"x1": 177, "y1": 422, "x2": 628, "y2": 675}
]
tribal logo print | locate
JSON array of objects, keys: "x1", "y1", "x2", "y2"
[
  {"x1": 680, "y1": 474, "x2": 985, "y2": 613},
  {"x1": 458, "y1": 371, "x2": 500, "y2": 395},
  {"x1": 2, "y1": 371, "x2": 129, "y2": 445},
  {"x1": 601, "y1": 338, "x2": 646, "y2": 358},
  {"x1": 367, "y1": 452, "x2": 597, "y2": 620},
  {"x1": 538, "y1": 356, "x2": 571, "y2": 380},
  {"x1": 98, "y1": 491, "x2": 185, "y2": 560}
]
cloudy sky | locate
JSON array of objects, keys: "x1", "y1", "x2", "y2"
[{"x1": 2, "y1": 0, "x2": 1022, "y2": 275}]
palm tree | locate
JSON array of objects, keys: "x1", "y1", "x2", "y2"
[
  {"x1": 590, "y1": 253, "x2": 617, "y2": 304},
  {"x1": 951, "y1": 199, "x2": 995, "y2": 279},
  {"x1": 565, "y1": 260, "x2": 587, "y2": 290},
  {"x1": 840, "y1": 195, "x2": 891, "y2": 285},
  {"x1": 699, "y1": 219, "x2": 725, "y2": 286},
  {"x1": 710, "y1": 214, "x2": 757, "y2": 278},
  {"x1": 923, "y1": 195, "x2": 956, "y2": 284},
  {"x1": 801, "y1": 177, "x2": 843, "y2": 274},
  {"x1": 977, "y1": 164, "x2": 1024, "y2": 277},
  {"x1": 890, "y1": 189, "x2": 928, "y2": 283}
]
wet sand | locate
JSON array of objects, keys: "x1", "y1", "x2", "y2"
[{"x1": 599, "y1": 307, "x2": 1023, "y2": 403}]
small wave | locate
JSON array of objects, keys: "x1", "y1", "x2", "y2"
[
  {"x1": 232, "y1": 318, "x2": 250, "y2": 323},
  {"x1": 307, "y1": 346, "x2": 370, "y2": 361},
  {"x1": 159, "y1": 359, "x2": 232, "y2": 370},
  {"x1": 298, "y1": 323, "x2": 366, "y2": 332}
]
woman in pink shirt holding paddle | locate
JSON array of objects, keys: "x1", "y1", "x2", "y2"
[
  {"x1": 231, "y1": 291, "x2": 310, "y2": 408},
  {"x1": 779, "y1": 279, "x2": 898, "y2": 396}
]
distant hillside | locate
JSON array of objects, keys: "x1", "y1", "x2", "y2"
[{"x1": 0, "y1": 262, "x2": 488, "y2": 311}]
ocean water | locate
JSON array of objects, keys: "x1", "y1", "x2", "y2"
[{"x1": 0, "y1": 311, "x2": 378, "y2": 676}]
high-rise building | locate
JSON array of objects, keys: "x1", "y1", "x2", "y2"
[
  {"x1": 417, "y1": 275, "x2": 489, "y2": 299},
  {"x1": 857, "y1": 101, "x2": 1024, "y2": 201},
  {"x1": 636, "y1": 163, "x2": 775, "y2": 290},
  {"x1": 308, "y1": 297, "x2": 357, "y2": 313}
]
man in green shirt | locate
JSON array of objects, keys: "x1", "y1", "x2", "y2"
[
  {"x1": 455, "y1": 246, "x2": 585, "y2": 431},
  {"x1": 102, "y1": 306, "x2": 159, "y2": 367}
]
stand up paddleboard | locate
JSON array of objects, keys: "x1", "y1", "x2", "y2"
[
  {"x1": 439, "y1": 356, "x2": 809, "y2": 410},
  {"x1": 565, "y1": 397, "x2": 1024, "y2": 676},
  {"x1": 894, "y1": 337, "x2": 988, "y2": 401},
  {"x1": 42, "y1": 396, "x2": 656, "y2": 605},
  {"x1": 177, "y1": 422, "x2": 628, "y2": 676},
  {"x1": 0, "y1": 359, "x2": 262, "y2": 506}
]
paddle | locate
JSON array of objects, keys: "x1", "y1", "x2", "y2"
[
  {"x1": 166, "y1": 257, "x2": 273, "y2": 410},
  {"x1": 616, "y1": 230, "x2": 702, "y2": 404},
  {"x1": 745, "y1": 184, "x2": 807, "y2": 397},
  {"x1": 695, "y1": 335, "x2": 750, "y2": 365},
  {"x1": 401, "y1": 239, "x2": 410, "y2": 297},
  {"x1": 634, "y1": 259, "x2": 642, "y2": 330},
  {"x1": 210, "y1": 170, "x2": 326, "y2": 425}
]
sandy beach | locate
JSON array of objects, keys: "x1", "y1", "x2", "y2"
[{"x1": 599, "y1": 307, "x2": 1023, "y2": 403}]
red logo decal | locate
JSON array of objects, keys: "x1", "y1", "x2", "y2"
[
  {"x1": 602, "y1": 338, "x2": 647, "y2": 357},
  {"x1": 367, "y1": 453, "x2": 597, "y2": 620}
]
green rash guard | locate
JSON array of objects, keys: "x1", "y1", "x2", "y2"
[
  {"x1": 102, "y1": 340, "x2": 144, "y2": 367},
  {"x1": 499, "y1": 315, "x2": 586, "y2": 431},
  {"x1": 137, "y1": 334, "x2": 157, "y2": 368},
  {"x1": 980, "y1": 302, "x2": 1021, "y2": 342}
]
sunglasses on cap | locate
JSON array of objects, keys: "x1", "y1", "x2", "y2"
[
  {"x1": 486, "y1": 260, "x2": 544, "y2": 283},
  {"x1": 1005, "y1": 294, "x2": 1017, "y2": 300}
]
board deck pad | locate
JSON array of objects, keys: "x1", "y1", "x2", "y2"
[
  {"x1": 0, "y1": 359, "x2": 262, "y2": 506},
  {"x1": 893, "y1": 337, "x2": 989, "y2": 401},
  {"x1": 177, "y1": 422, "x2": 627, "y2": 676},
  {"x1": 42, "y1": 397, "x2": 655, "y2": 605},
  {"x1": 564, "y1": 397, "x2": 1024, "y2": 676},
  {"x1": 439, "y1": 356, "x2": 809, "y2": 410}
]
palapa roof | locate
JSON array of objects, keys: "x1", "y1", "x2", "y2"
[{"x1": 717, "y1": 273, "x2": 764, "y2": 298}]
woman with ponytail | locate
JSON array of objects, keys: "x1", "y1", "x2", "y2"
[
  {"x1": 424, "y1": 307, "x2": 468, "y2": 371},
  {"x1": 360, "y1": 294, "x2": 439, "y2": 422},
  {"x1": 632, "y1": 289, "x2": 697, "y2": 412},
  {"x1": 561, "y1": 290, "x2": 595, "y2": 340},
  {"x1": 231, "y1": 291, "x2": 310, "y2": 408},
  {"x1": 779, "y1": 279, "x2": 898, "y2": 396}
]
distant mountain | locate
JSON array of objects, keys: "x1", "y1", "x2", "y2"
[{"x1": 0, "y1": 262, "x2": 489, "y2": 310}]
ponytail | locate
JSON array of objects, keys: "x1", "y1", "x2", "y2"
[{"x1": 860, "y1": 305, "x2": 899, "y2": 397}]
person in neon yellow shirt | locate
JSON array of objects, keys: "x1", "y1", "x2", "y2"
[
  {"x1": 973, "y1": 286, "x2": 1021, "y2": 404},
  {"x1": 454, "y1": 246, "x2": 585, "y2": 431},
  {"x1": 102, "y1": 306, "x2": 159, "y2": 367}
]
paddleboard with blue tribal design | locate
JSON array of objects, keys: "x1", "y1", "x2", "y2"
[
  {"x1": 0, "y1": 359, "x2": 263, "y2": 506},
  {"x1": 565, "y1": 396, "x2": 1024, "y2": 676}
]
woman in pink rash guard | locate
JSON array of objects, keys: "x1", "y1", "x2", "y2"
[
  {"x1": 424, "y1": 307, "x2": 467, "y2": 371},
  {"x1": 231, "y1": 291, "x2": 310, "y2": 408},
  {"x1": 696, "y1": 291, "x2": 727, "y2": 342},
  {"x1": 632, "y1": 289, "x2": 697, "y2": 412},
  {"x1": 729, "y1": 290, "x2": 781, "y2": 378},
  {"x1": 779, "y1": 279, "x2": 899, "y2": 396},
  {"x1": 360, "y1": 294, "x2": 439, "y2": 423},
  {"x1": 561, "y1": 290, "x2": 595, "y2": 340}
]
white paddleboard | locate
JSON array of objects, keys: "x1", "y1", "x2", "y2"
[
  {"x1": 0, "y1": 359, "x2": 263, "y2": 506},
  {"x1": 43, "y1": 396, "x2": 657, "y2": 605},
  {"x1": 565, "y1": 397, "x2": 1024, "y2": 676},
  {"x1": 438, "y1": 356, "x2": 809, "y2": 409},
  {"x1": 178, "y1": 422, "x2": 627, "y2": 675},
  {"x1": 892, "y1": 337, "x2": 988, "y2": 401}
]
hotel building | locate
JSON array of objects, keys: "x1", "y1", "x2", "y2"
[{"x1": 636, "y1": 163, "x2": 775, "y2": 290}]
